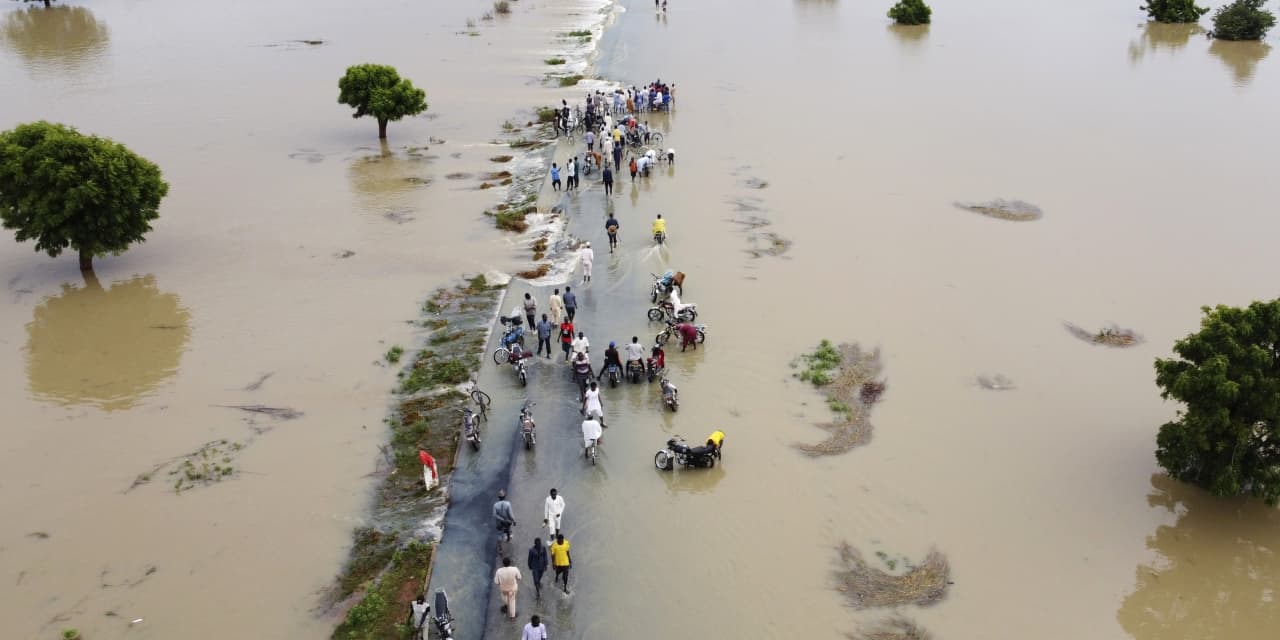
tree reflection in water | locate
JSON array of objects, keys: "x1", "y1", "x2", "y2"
[{"x1": 0, "y1": 5, "x2": 110, "y2": 74}]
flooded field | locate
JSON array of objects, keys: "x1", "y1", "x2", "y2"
[{"x1": 2, "y1": 0, "x2": 1278, "y2": 638}]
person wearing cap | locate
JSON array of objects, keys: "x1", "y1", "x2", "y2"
[
  {"x1": 581, "y1": 242, "x2": 594, "y2": 284},
  {"x1": 494, "y1": 490, "x2": 516, "y2": 541},
  {"x1": 601, "y1": 341, "x2": 623, "y2": 388}
]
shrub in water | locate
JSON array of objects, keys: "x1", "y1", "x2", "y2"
[
  {"x1": 1211, "y1": 0, "x2": 1276, "y2": 40},
  {"x1": 887, "y1": 0, "x2": 931, "y2": 25},
  {"x1": 1141, "y1": 0, "x2": 1209, "y2": 23}
]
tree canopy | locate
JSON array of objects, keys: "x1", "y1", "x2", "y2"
[
  {"x1": 337, "y1": 64, "x2": 428, "y2": 140},
  {"x1": 0, "y1": 121, "x2": 169, "y2": 272},
  {"x1": 1211, "y1": 0, "x2": 1276, "y2": 40},
  {"x1": 1154, "y1": 300, "x2": 1280, "y2": 505},
  {"x1": 887, "y1": 0, "x2": 932, "y2": 25},
  {"x1": 1141, "y1": 0, "x2": 1210, "y2": 23}
]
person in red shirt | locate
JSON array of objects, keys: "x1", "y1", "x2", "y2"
[
  {"x1": 559, "y1": 320, "x2": 575, "y2": 362},
  {"x1": 677, "y1": 323, "x2": 699, "y2": 352}
]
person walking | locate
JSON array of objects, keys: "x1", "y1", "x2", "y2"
[
  {"x1": 602, "y1": 164, "x2": 614, "y2": 197},
  {"x1": 563, "y1": 286, "x2": 578, "y2": 322},
  {"x1": 548, "y1": 288, "x2": 565, "y2": 326},
  {"x1": 629, "y1": 156, "x2": 638, "y2": 182},
  {"x1": 581, "y1": 242, "x2": 594, "y2": 284},
  {"x1": 571, "y1": 330, "x2": 590, "y2": 359},
  {"x1": 535, "y1": 314, "x2": 553, "y2": 359},
  {"x1": 494, "y1": 490, "x2": 516, "y2": 541},
  {"x1": 566, "y1": 157, "x2": 577, "y2": 192},
  {"x1": 605, "y1": 213, "x2": 619, "y2": 252},
  {"x1": 494, "y1": 557, "x2": 522, "y2": 619},
  {"x1": 543, "y1": 488, "x2": 566, "y2": 539},
  {"x1": 602, "y1": 137, "x2": 614, "y2": 168},
  {"x1": 407, "y1": 594, "x2": 430, "y2": 639},
  {"x1": 550, "y1": 163, "x2": 561, "y2": 192},
  {"x1": 549, "y1": 533, "x2": 572, "y2": 594},
  {"x1": 522, "y1": 615, "x2": 549, "y2": 640},
  {"x1": 522, "y1": 292, "x2": 537, "y2": 329},
  {"x1": 582, "y1": 380, "x2": 605, "y2": 426},
  {"x1": 558, "y1": 318, "x2": 575, "y2": 362},
  {"x1": 584, "y1": 129, "x2": 595, "y2": 152},
  {"x1": 527, "y1": 539, "x2": 549, "y2": 601}
]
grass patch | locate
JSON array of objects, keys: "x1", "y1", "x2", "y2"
[
  {"x1": 464, "y1": 274, "x2": 490, "y2": 294},
  {"x1": 399, "y1": 355, "x2": 473, "y2": 395},
  {"x1": 332, "y1": 541, "x2": 434, "y2": 640},
  {"x1": 332, "y1": 527, "x2": 401, "y2": 602},
  {"x1": 516, "y1": 263, "x2": 551, "y2": 279},
  {"x1": 564, "y1": 29, "x2": 591, "y2": 37},
  {"x1": 536, "y1": 106, "x2": 558, "y2": 123},
  {"x1": 430, "y1": 330, "x2": 465, "y2": 345},
  {"x1": 558, "y1": 75, "x2": 584, "y2": 87},
  {"x1": 544, "y1": 57, "x2": 567, "y2": 65},
  {"x1": 796, "y1": 339, "x2": 842, "y2": 385},
  {"x1": 833, "y1": 542, "x2": 950, "y2": 609},
  {"x1": 384, "y1": 345, "x2": 404, "y2": 364},
  {"x1": 495, "y1": 210, "x2": 530, "y2": 232},
  {"x1": 509, "y1": 138, "x2": 538, "y2": 149},
  {"x1": 424, "y1": 299, "x2": 442, "y2": 314},
  {"x1": 494, "y1": 0, "x2": 511, "y2": 14},
  {"x1": 490, "y1": 155, "x2": 514, "y2": 163}
]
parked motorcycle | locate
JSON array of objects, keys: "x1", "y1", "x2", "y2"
[
  {"x1": 508, "y1": 349, "x2": 530, "y2": 386},
  {"x1": 655, "y1": 320, "x2": 707, "y2": 346},
  {"x1": 460, "y1": 407, "x2": 482, "y2": 450},
  {"x1": 625, "y1": 360, "x2": 645, "y2": 384},
  {"x1": 650, "y1": 271, "x2": 679, "y2": 303},
  {"x1": 660, "y1": 376, "x2": 679, "y2": 412},
  {"x1": 432, "y1": 590, "x2": 455, "y2": 639},
  {"x1": 647, "y1": 300, "x2": 697, "y2": 323},
  {"x1": 492, "y1": 317, "x2": 526, "y2": 364},
  {"x1": 655, "y1": 431, "x2": 724, "y2": 470},
  {"x1": 518, "y1": 401, "x2": 536, "y2": 450},
  {"x1": 645, "y1": 355, "x2": 664, "y2": 383}
]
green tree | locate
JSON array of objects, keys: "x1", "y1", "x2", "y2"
[
  {"x1": 337, "y1": 64, "x2": 428, "y2": 140},
  {"x1": 887, "y1": 0, "x2": 932, "y2": 25},
  {"x1": 1154, "y1": 301, "x2": 1280, "y2": 505},
  {"x1": 0, "y1": 121, "x2": 169, "y2": 272},
  {"x1": 1141, "y1": 0, "x2": 1210, "y2": 23},
  {"x1": 1211, "y1": 0, "x2": 1276, "y2": 40}
]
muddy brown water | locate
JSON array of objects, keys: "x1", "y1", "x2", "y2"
[{"x1": 2, "y1": 0, "x2": 1278, "y2": 638}]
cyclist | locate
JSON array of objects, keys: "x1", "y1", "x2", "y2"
[
  {"x1": 582, "y1": 415, "x2": 603, "y2": 459},
  {"x1": 652, "y1": 214, "x2": 666, "y2": 240}
]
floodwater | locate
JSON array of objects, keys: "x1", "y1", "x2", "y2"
[{"x1": 1, "y1": 0, "x2": 1278, "y2": 639}]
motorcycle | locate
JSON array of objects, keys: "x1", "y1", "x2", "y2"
[
  {"x1": 460, "y1": 407, "x2": 482, "y2": 450},
  {"x1": 518, "y1": 401, "x2": 536, "y2": 450},
  {"x1": 655, "y1": 431, "x2": 724, "y2": 471},
  {"x1": 625, "y1": 359, "x2": 645, "y2": 384},
  {"x1": 647, "y1": 300, "x2": 697, "y2": 323},
  {"x1": 660, "y1": 376, "x2": 679, "y2": 412},
  {"x1": 649, "y1": 271, "x2": 684, "y2": 303},
  {"x1": 499, "y1": 317, "x2": 526, "y2": 349},
  {"x1": 645, "y1": 355, "x2": 664, "y2": 382},
  {"x1": 653, "y1": 230, "x2": 666, "y2": 245},
  {"x1": 507, "y1": 348, "x2": 530, "y2": 386},
  {"x1": 655, "y1": 320, "x2": 707, "y2": 346},
  {"x1": 432, "y1": 589, "x2": 455, "y2": 639},
  {"x1": 602, "y1": 362, "x2": 622, "y2": 388}
]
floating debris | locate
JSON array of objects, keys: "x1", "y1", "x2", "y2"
[
  {"x1": 833, "y1": 542, "x2": 950, "y2": 609},
  {"x1": 794, "y1": 342, "x2": 886, "y2": 456},
  {"x1": 444, "y1": 172, "x2": 471, "y2": 180},
  {"x1": 976, "y1": 373, "x2": 1015, "y2": 390},
  {"x1": 845, "y1": 615, "x2": 934, "y2": 640},
  {"x1": 126, "y1": 439, "x2": 247, "y2": 494},
  {"x1": 287, "y1": 150, "x2": 325, "y2": 163},
  {"x1": 1064, "y1": 322, "x2": 1144, "y2": 348},
  {"x1": 746, "y1": 232, "x2": 792, "y2": 258},
  {"x1": 217, "y1": 405, "x2": 303, "y2": 420},
  {"x1": 954, "y1": 198, "x2": 1043, "y2": 221},
  {"x1": 383, "y1": 209, "x2": 416, "y2": 224},
  {"x1": 742, "y1": 177, "x2": 770, "y2": 189},
  {"x1": 27, "y1": 531, "x2": 50, "y2": 540},
  {"x1": 242, "y1": 372, "x2": 274, "y2": 391},
  {"x1": 334, "y1": 250, "x2": 356, "y2": 259}
]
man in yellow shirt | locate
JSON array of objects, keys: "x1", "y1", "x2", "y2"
[
  {"x1": 652, "y1": 214, "x2": 666, "y2": 236},
  {"x1": 549, "y1": 533, "x2": 572, "y2": 594}
]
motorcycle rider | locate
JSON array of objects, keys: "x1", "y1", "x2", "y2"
[
  {"x1": 625, "y1": 336, "x2": 645, "y2": 378},
  {"x1": 660, "y1": 376, "x2": 678, "y2": 405},
  {"x1": 667, "y1": 287, "x2": 694, "y2": 320},
  {"x1": 652, "y1": 214, "x2": 666, "y2": 241},
  {"x1": 649, "y1": 344, "x2": 666, "y2": 372},
  {"x1": 602, "y1": 341, "x2": 623, "y2": 379}
]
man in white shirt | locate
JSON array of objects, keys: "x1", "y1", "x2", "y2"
[
  {"x1": 543, "y1": 488, "x2": 566, "y2": 538},
  {"x1": 407, "y1": 594, "x2": 430, "y2": 639},
  {"x1": 494, "y1": 557, "x2": 522, "y2": 619},
  {"x1": 522, "y1": 615, "x2": 549, "y2": 640},
  {"x1": 581, "y1": 242, "x2": 594, "y2": 284},
  {"x1": 625, "y1": 336, "x2": 645, "y2": 378},
  {"x1": 582, "y1": 416, "x2": 603, "y2": 458},
  {"x1": 582, "y1": 381, "x2": 605, "y2": 425},
  {"x1": 571, "y1": 332, "x2": 590, "y2": 359}
]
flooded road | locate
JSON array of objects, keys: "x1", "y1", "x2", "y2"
[{"x1": 2, "y1": 0, "x2": 1278, "y2": 638}]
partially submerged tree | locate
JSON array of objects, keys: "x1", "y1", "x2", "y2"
[
  {"x1": 0, "y1": 121, "x2": 169, "y2": 272},
  {"x1": 18, "y1": 0, "x2": 58, "y2": 9},
  {"x1": 1210, "y1": 0, "x2": 1276, "y2": 40},
  {"x1": 337, "y1": 64, "x2": 428, "y2": 140},
  {"x1": 1154, "y1": 301, "x2": 1280, "y2": 505},
  {"x1": 1141, "y1": 0, "x2": 1210, "y2": 23},
  {"x1": 888, "y1": 0, "x2": 932, "y2": 25}
]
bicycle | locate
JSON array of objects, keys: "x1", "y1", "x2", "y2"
[
  {"x1": 470, "y1": 386, "x2": 491, "y2": 422},
  {"x1": 586, "y1": 438, "x2": 599, "y2": 465}
]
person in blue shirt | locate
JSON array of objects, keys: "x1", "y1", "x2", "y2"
[{"x1": 550, "y1": 163, "x2": 561, "y2": 192}]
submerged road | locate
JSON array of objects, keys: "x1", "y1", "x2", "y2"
[{"x1": 428, "y1": 138, "x2": 681, "y2": 640}]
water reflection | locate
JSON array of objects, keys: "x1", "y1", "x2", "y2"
[
  {"x1": 1127, "y1": 22, "x2": 1202, "y2": 64},
  {"x1": 658, "y1": 460, "x2": 725, "y2": 495},
  {"x1": 1116, "y1": 474, "x2": 1280, "y2": 640},
  {"x1": 347, "y1": 141, "x2": 432, "y2": 220},
  {"x1": 888, "y1": 23, "x2": 929, "y2": 50},
  {"x1": 25, "y1": 274, "x2": 192, "y2": 411},
  {"x1": 1209, "y1": 39, "x2": 1271, "y2": 87},
  {"x1": 0, "y1": 5, "x2": 109, "y2": 74}
]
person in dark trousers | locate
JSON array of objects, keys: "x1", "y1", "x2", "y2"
[
  {"x1": 494, "y1": 490, "x2": 516, "y2": 541},
  {"x1": 523, "y1": 292, "x2": 537, "y2": 329},
  {"x1": 559, "y1": 319, "x2": 575, "y2": 361},
  {"x1": 550, "y1": 163, "x2": 561, "y2": 191},
  {"x1": 536, "y1": 314, "x2": 553, "y2": 358},
  {"x1": 629, "y1": 156, "x2": 638, "y2": 182},
  {"x1": 613, "y1": 143, "x2": 623, "y2": 172},
  {"x1": 563, "y1": 286, "x2": 578, "y2": 322},
  {"x1": 527, "y1": 538, "x2": 549, "y2": 600},
  {"x1": 605, "y1": 213, "x2": 619, "y2": 252},
  {"x1": 407, "y1": 594, "x2": 429, "y2": 639},
  {"x1": 602, "y1": 164, "x2": 614, "y2": 196},
  {"x1": 549, "y1": 533, "x2": 572, "y2": 594}
]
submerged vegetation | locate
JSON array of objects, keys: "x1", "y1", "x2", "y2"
[
  {"x1": 954, "y1": 198, "x2": 1043, "y2": 221},
  {"x1": 332, "y1": 541, "x2": 434, "y2": 639},
  {"x1": 1063, "y1": 322, "x2": 1144, "y2": 347},
  {"x1": 887, "y1": 0, "x2": 932, "y2": 25},
  {"x1": 544, "y1": 57, "x2": 567, "y2": 65},
  {"x1": 1210, "y1": 0, "x2": 1276, "y2": 40},
  {"x1": 1141, "y1": 0, "x2": 1209, "y2": 23},
  {"x1": 846, "y1": 615, "x2": 934, "y2": 640},
  {"x1": 558, "y1": 74, "x2": 584, "y2": 87},
  {"x1": 384, "y1": 345, "x2": 404, "y2": 364},
  {"x1": 793, "y1": 341, "x2": 887, "y2": 455},
  {"x1": 833, "y1": 542, "x2": 951, "y2": 609}
]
